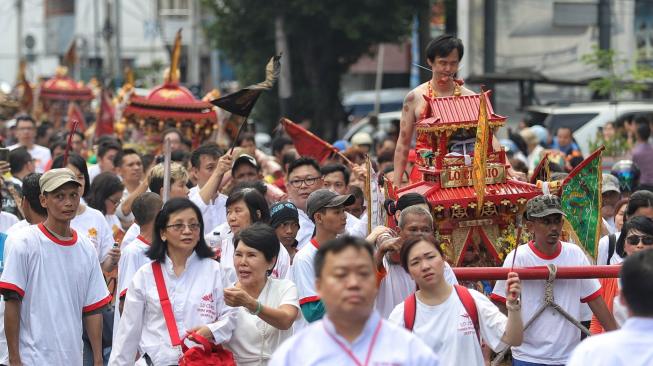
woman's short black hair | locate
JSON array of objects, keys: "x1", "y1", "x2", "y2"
[
  {"x1": 147, "y1": 198, "x2": 213, "y2": 262},
  {"x1": 86, "y1": 172, "x2": 124, "y2": 215},
  {"x1": 626, "y1": 190, "x2": 653, "y2": 218},
  {"x1": 425, "y1": 34, "x2": 464, "y2": 62},
  {"x1": 51, "y1": 153, "x2": 90, "y2": 197},
  {"x1": 399, "y1": 234, "x2": 444, "y2": 272},
  {"x1": 233, "y1": 222, "x2": 279, "y2": 263},
  {"x1": 225, "y1": 188, "x2": 270, "y2": 224},
  {"x1": 616, "y1": 216, "x2": 653, "y2": 258}
]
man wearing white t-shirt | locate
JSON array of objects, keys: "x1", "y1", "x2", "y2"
[
  {"x1": 114, "y1": 192, "x2": 162, "y2": 342},
  {"x1": 189, "y1": 146, "x2": 230, "y2": 235},
  {"x1": 373, "y1": 205, "x2": 458, "y2": 318},
  {"x1": 0, "y1": 168, "x2": 110, "y2": 365},
  {"x1": 491, "y1": 195, "x2": 617, "y2": 366},
  {"x1": 8, "y1": 116, "x2": 50, "y2": 173},
  {"x1": 291, "y1": 189, "x2": 355, "y2": 326},
  {"x1": 270, "y1": 236, "x2": 439, "y2": 365},
  {"x1": 568, "y1": 249, "x2": 653, "y2": 366},
  {"x1": 287, "y1": 157, "x2": 366, "y2": 249}
]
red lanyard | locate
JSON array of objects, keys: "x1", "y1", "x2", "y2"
[{"x1": 323, "y1": 319, "x2": 383, "y2": 366}]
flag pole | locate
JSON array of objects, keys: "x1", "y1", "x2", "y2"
[
  {"x1": 162, "y1": 139, "x2": 172, "y2": 203},
  {"x1": 229, "y1": 114, "x2": 250, "y2": 155},
  {"x1": 62, "y1": 120, "x2": 79, "y2": 167}
]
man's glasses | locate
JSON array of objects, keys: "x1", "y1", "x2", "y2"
[
  {"x1": 166, "y1": 223, "x2": 201, "y2": 232},
  {"x1": 625, "y1": 234, "x2": 653, "y2": 246},
  {"x1": 288, "y1": 176, "x2": 321, "y2": 188}
]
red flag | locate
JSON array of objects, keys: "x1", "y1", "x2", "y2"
[
  {"x1": 280, "y1": 118, "x2": 339, "y2": 163},
  {"x1": 95, "y1": 89, "x2": 115, "y2": 137},
  {"x1": 66, "y1": 102, "x2": 86, "y2": 132}
]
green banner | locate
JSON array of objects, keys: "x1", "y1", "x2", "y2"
[{"x1": 561, "y1": 148, "x2": 603, "y2": 259}]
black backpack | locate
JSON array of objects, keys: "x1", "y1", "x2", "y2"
[{"x1": 606, "y1": 233, "x2": 617, "y2": 265}]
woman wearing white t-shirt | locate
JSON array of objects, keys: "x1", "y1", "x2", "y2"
[
  {"x1": 389, "y1": 235, "x2": 523, "y2": 366},
  {"x1": 224, "y1": 222, "x2": 299, "y2": 365},
  {"x1": 87, "y1": 171, "x2": 127, "y2": 243},
  {"x1": 110, "y1": 198, "x2": 237, "y2": 365},
  {"x1": 219, "y1": 187, "x2": 291, "y2": 283}
]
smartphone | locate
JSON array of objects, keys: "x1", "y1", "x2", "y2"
[{"x1": 0, "y1": 148, "x2": 9, "y2": 162}]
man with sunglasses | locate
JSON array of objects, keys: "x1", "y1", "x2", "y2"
[{"x1": 491, "y1": 195, "x2": 617, "y2": 366}]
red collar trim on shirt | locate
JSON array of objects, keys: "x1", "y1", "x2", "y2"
[
  {"x1": 311, "y1": 238, "x2": 320, "y2": 250},
  {"x1": 528, "y1": 240, "x2": 562, "y2": 260},
  {"x1": 38, "y1": 223, "x2": 77, "y2": 246},
  {"x1": 137, "y1": 235, "x2": 151, "y2": 246}
]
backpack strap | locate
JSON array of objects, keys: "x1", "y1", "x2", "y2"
[
  {"x1": 607, "y1": 233, "x2": 616, "y2": 265},
  {"x1": 403, "y1": 293, "x2": 417, "y2": 331},
  {"x1": 454, "y1": 285, "x2": 480, "y2": 344},
  {"x1": 152, "y1": 262, "x2": 182, "y2": 346}
]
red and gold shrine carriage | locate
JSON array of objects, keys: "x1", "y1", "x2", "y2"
[
  {"x1": 397, "y1": 92, "x2": 541, "y2": 267},
  {"x1": 37, "y1": 66, "x2": 94, "y2": 127},
  {"x1": 117, "y1": 31, "x2": 218, "y2": 153}
]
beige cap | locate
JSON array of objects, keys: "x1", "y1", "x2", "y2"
[{"x1": 39, "y1": 168, "x2": 81, "y2": 194}]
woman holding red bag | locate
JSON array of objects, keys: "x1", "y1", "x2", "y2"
[
  {"x1": 223, "y1": 223, "x2": 299, "y2": 366},
  {"x1": 109, "y1": 198, "x2": 237, "y2": 365}
]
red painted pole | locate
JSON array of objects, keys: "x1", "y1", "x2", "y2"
[{"x1": 453, "y1": 265, "x2": 620, "y2": 281}]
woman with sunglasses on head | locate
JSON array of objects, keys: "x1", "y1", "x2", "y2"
[
  {"x1": 223, "y1": 222, "x2": 299, "y2": 366},
  {"x1": 109, "y1": 198, "x2": 237, "y2": 365},
  {"x1": 591, "y1": 216, "x2": 653, "y2": 334},
  {"x1": 86, "y1": 171, "x2": 126, "y2": 242},
  {"x1": 389, "y1": 235, "x2": 523, "y2": 366},
  {"x1": 219, "y1": 187, "x2": 291, "y2": 284}
]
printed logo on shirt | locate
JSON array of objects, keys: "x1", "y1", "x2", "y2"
[
  {"x1": 87, "y1": 228, "x2": 97, "y2": 238},
  {"x1": 198, "y1": 292, "x2": 216, "y2": 320},
  {"x1": 372, "y1": 363, "x2": 403, "y2": 366},
  {"x1": 458, "y1": 312, "x2": 476, "y2": 336}
]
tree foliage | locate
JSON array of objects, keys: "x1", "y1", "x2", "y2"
[
  {"x1": 581, "y1": 45, "x2": 653, "y2": 99},
  {"x1": 202, "y1": 0, "x2": 426, "y2": 140}
]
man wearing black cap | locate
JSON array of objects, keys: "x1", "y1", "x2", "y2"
[
  {"x1": 491, "y1": 195, "x2": 616, "y2": 365},
  {"x1": 291, "y1": 189, "x2": 354, "y2": 329},
  {"x1": 270, "y1": 201, "x2": 301, "y2": 262}
]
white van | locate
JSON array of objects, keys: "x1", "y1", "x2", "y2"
[{"x1": 525, "y1": 102, "x2": 653, "y2": 156}]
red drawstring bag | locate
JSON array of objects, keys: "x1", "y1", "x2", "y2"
[
  {"x1": 178, "y1": 332, "x2": 235, "y2": 366},
  {"x1": 152, "y1": 262, "x2": 235, "y2": 366}
]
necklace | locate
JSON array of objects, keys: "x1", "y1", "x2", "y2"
[{"x1": 428, "y1": 79, "x2": 461, "y2": 98}]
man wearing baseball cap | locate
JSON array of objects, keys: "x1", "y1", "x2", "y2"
[
  {"x1": 602, "y1": 173, "x2": 621, "y2": 234},
  {"x1": 291, "y1": 189, "x2": 354, "y2": 329},
  {"x1": 491, "y1": 195, "x2": 617, "y2": 365},
  {"x1": 0, "y1": 168, "x2": 111, "y2": 365}
]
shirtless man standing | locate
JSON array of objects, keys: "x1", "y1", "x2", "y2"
[{"x1": 393, "y1": 35, "x2": 475, "y2": 188}]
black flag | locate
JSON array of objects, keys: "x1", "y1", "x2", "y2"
[{"x1": 211, "y1": 55, "x2": 281, "y2": 117}]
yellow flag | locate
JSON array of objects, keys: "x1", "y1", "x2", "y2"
[
  {"x1": 167, "y1": 29, "x2": 182, "y2": 84},
  {"x1": 472, "y1": 92, "x2": 489, "y2": 216}
]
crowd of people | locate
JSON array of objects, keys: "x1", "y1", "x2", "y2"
[{"x1": 0, "y1": 34, "x2": 651, "y2": 366}]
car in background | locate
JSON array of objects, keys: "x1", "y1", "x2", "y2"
[
  {"x1": 524, "y1": 101, "x2": 653, "y2": 156},
  {"x1": 342, "y1": 110, "x2": 402, "y2": 143},
  {"x1": 343, "y1": 88, "x2": 409, "y2": 119}
]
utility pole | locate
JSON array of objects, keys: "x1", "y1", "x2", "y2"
[
  {"x1": 483, "y1": 0, "x2": 496, "y2": 103},
  {"x1": 598, "y1": 0, "x2": 610, "y2": 51},
  {"x1": 16, "y1": 0, "x2": 23, "y2": 69},
  {"x1": 188, "y1": 0, "x2": 200, "y2": 89},
  {"x1": 93, "y1": 0, "x2": 100, "y2": 78},
  {"x1": 114, "y1": 0, "x2": 122, "y2": 84},
  {"x1": 103, "y1": 0, "x2": 115, "y2": 85},
  {"x1": 275, "y1": 16, "x2": 292, "y2": 118}
]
